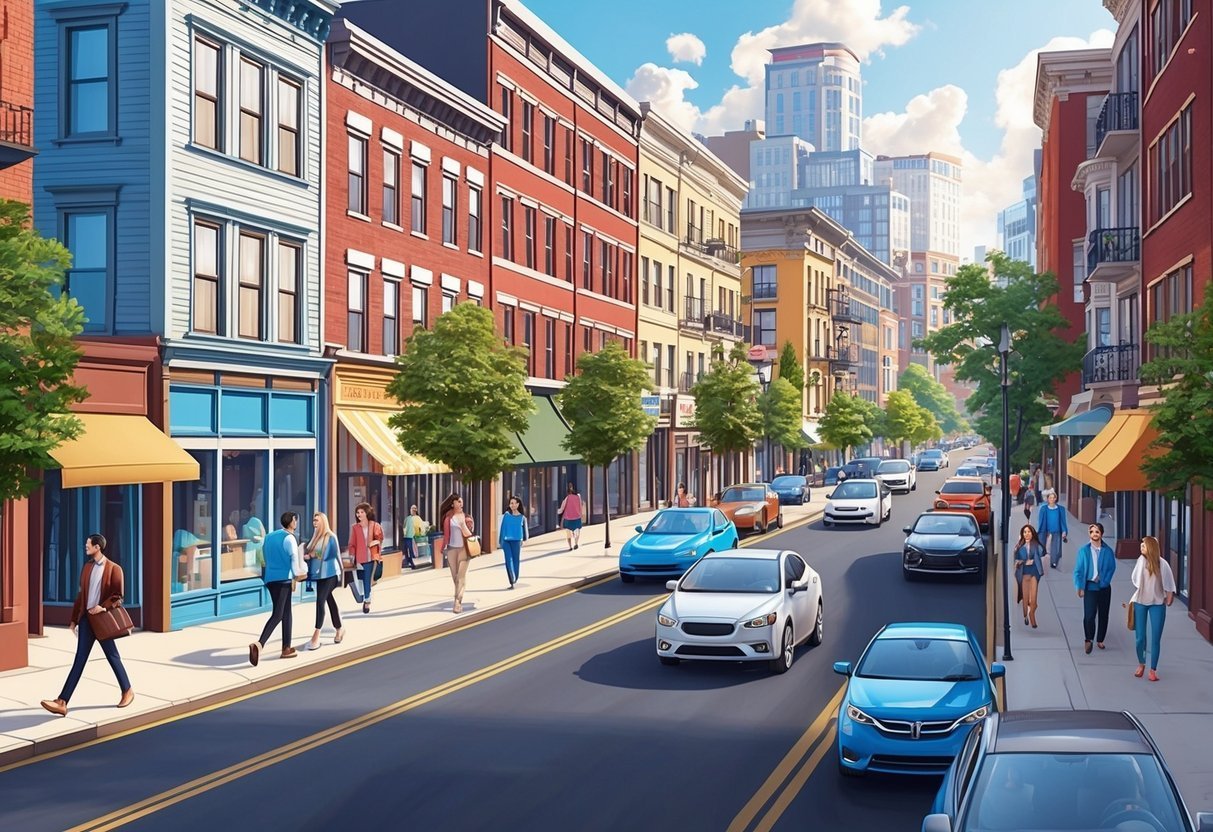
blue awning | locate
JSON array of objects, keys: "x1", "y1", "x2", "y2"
[{"x1": 1045, "y1": 404, "x2": 1114, "y2": 438}]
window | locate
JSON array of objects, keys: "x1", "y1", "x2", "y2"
[
  {"x1": 412, "y1": 285, "x2": 428, "y2": 329},
  {"x1": 544, "y1": 216, "x2": 556, "y2": 275},
  {"x1": 276, "y1": 77, "x2": 300, "y2": 176},
  {"x1": 622, "y1": 168, "x2": 633, "y2": 217},
  {"x1": 523, "y1": 206, "x2": 536, "y2": 269},
  {"x1": 347, "y1": 274, "x2": 366, "y2": 351},
  {"x1": 622, "y1": 252, "x2": 633, "y2": 304},
  {"x1": 543, "y1": 114, "x2": 555, "y2": 174},
  {"x1": 601, "y1": 151, "x2": 612, "y2": 205},
  {"x1": 239, "y1": 58, "x2": 264, "y2": 164},
  {"x1": 640, "y1": 256, "x2": 650, "y2": 305},
  {"x1": 1150, "y1": 105, "x2": 1191, "y2": 222},
  {"x1": 238, "y1": 233, "x2": 264, "y2": 340},
  {"x1": 410, "y1": 162, "x2": 427, "y2": 233},
  {"x1": 1150, "y1": 0, "x2": 1194, "y2": 77},
  {"x1": 582, "y1": 230, "x2": 593, "y2": 288},
  {"x1": 521, "y1": 101, "x2": 534, "y2": 162},
  {"x1": 544, "y1": 318, "x2": 555, "y2": 377},
  {"x1": 667, "y1": 264, "x2": 675, "y2": 311},
  {"x1": 442, "y1": 293, "x2": 455, "y2": 314},
  {"x1": 171, "y1": 451, "x2": 215, "y2": 593},
  {"x1": 754, "y1": 309, "x2": 777, "y2": 347},
  {"x1": 348, "y1": 134, "x2": 367, "y2": 215},
  {"x1": 564, "y1": 126, "x2": 574, "y2": 184},
  {"x1": 382, "y1": 150, "x2": 400, "y2": 225},
  {"x1": 218, "y1": 450, "x2": 267, "y2": 584},
  {"x1": 383, "y1": 280, "x2": 399, "y2": 355},
  {"x1": 277, "y1": 242, "x2": 300, "y2": 344},
  {"x1": 503, "y1": 306, "x2": 515, "y2": 344},
  {"x1": 581, "y1": 139, "x2": 593, "y2": 192},
  {"x1": 468, "y1": 186, "x2": 482, "y2": 253},
  {"x1": 193, "y1": 38, "x2": 220, "y2": 149},
  {"x1": 500, "y1": 87, "x2": 512, "y2": 152},
  {"x1": 193, "y1": 221, "x2": 220, "y2": 334},
  {"x1": 501, "y1": 197, "x2": 514, "y2": 260},
  {"x1": 65, "y1": 24, "x2": 112, "y2": 137},
  {"x1": 564, "y1": 322, "x2": 573, "y2": 375},
  {"x1": 666, "y1": 186, "x2": 676, "y2": 233},
  {"x1": 522, "y1": 311, "x2": 535, "y2": 371},
  {"x1": 600, "y1": 239, "x2": 610, "y2": 295},
  {"x1": 65, "y1": 211, "x2": 110, "y2": 332},
  {"x1": 752, "y1": 265, "x2": 777, "y2": 299},
  {"x1": 564, "y1": 224, "x2": 574, "y2": 281},
  {"x1": 442, "y1": 175, "x2": 457, "y2": 245}
]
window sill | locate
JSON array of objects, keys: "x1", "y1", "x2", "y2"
[
  {"x1": 1143, "y1": 193, "x2": 1194, "y2": 239},
  {"x1": 443, "y1": 242, "x2": 460, "y2": 251},
  {"x1": 185, "y1": 143, "x2": 310, "y2": 187},
  {"x1": 411, "y1": 231, "x2": 429, "y2": 241},
  {"x1": 347, "y1": 211, "x2": 373, "y2": 224},
  {"x1": 53, "y1": 135, "x2": 122, "y2": 147},
  {"x1": 468, "y1": 249, "x2": 485, "y2": 259},
  {"x1": 382, "y1": 221, "x2": 404, "y2": 232}
]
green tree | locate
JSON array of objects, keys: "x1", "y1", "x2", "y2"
[
  {"x1": 759, "y1": 376, "x2": 807, "y2": 476},
  {"x1": 558, "y1": 342, "x2": 656, "y2": 548},
  {"x1": 1138, "y1": 292, "x2": 1213, "y2": 509},
  {"x1": 909, "y1": 408, "x2": 943, "y2": 448},
  {"x1": 387, "y1": 303, "x2": 533, "y2": 486},
  {"x1": 897, "y1": 363, "x2": 968, "y2": 435},
  {"x1": 883, "y1": 390, "x2": 924, "y2": 455},
  {"x1": 777, "y1": 341, "x2": 804, "y2": 393},
  {"x1": 691, "y1": 343, "x2": 762, "y2": 481},
  {"x1": 917, "y1": 252, "x2": 1084, "y2": 471},
  {"x1": 853, "y1": 395, "x2": 886, "y2": 449},
  {"x1": 0, "y1": 200, "x2": 87, "y2": 504},
  {"x1": 818, "y1": 392, "x2": 872, "y2": 460}
]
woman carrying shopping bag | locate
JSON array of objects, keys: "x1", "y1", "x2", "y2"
[{"x1": 348, "y1": 502, "x2": 383, "y2": 615}]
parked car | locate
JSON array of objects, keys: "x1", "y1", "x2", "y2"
[
  {"x1": 902, "y1": 511, "x2": 987, "y2": 582},
  {"x1": 923, "y1": 710, "x2": 1213, "y2": 832},
  {"x1": 823, "y1": 479, "x2": 892, "y2": 527},
  {"x1": 618, "y1": 508, "x2": 739, "y2": 584},
  {"x1": 835, "y1": 622, "x2": 1003, "y2": 777},
  {"x1": 711, "y1": 483, "x2": 782, "y2": 534},
  {"x1": 823, "y1": 466, "x2": 843, "y2": 486},
  {"x1": 919, "y1": 449, "x2": 949, "y2": 471},
  {"x1": 841, "y1": 456, "x2": 884, "y2": 480},
  {"x1": 655, "y1": 548, "x2": 824, "y2": 674},
  {"x1": 934, "y1": 477, "x2": 992, "y2": 531},
  {"x1": 770, "y1": 474, "x2": 811, "y2": 505},
  {"x1": 876, "y1": 459, "x2": 917, "y2": 494},
  {"x1": 910, "y1": 452, "x2": 922, "y2": 469}
]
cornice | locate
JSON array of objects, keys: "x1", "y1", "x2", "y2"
[
  {"x1": 1033, "y1": 48, "x2": 1114, "y2": 133},
  {"x1": 1103, "y1": 0, "x2": 1132, "y2": 23},
  {"x1": 1071, "y1": 157, "x2": 1117, "y2": 192},
  {"x1": 246, "y1": 0, "x2": 335, "y2": 42}
]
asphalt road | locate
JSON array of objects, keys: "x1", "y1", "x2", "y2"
[{"x1": 0, "y1": 460, "x2": 985, "y2": 832}]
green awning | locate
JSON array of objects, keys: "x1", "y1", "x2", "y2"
[
  {"x1": 513, "y1": 395, "x2": 579, "y2": 466},
  {"x1": 1044, "y1": 404, "x2": 1113, "y2": 438}
]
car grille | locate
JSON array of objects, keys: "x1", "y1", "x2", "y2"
[
  {"x1": 922, "y1": 554, "x2": 961, "y2": 567},
  {"x1": 945, "y1": 502, "x2": 971, "y2": 509},
  {"x1": 873, "y1": 718, "x2": 956, "y2": 737},
  {"x1": 834, "y1": 506, "x2": 860, "y2": 512},
  {"x1": 675, "y1": 645, "x2": 746, "y2": 657},
  {"x1": 681, "y1": 622, "x2": 735, "y2": 636},
  {"x1": 632, "y1": 564, "x2": 678, "y2": 572},
  {"x1": 870, "y1": 755, "x2": 955, "y2": 772}
]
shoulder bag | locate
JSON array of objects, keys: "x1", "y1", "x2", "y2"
[
  {"x1": 465, "y1": 535, "x2": 483, "y2": 558},
  {"x1": 1125, "y1": 591, "x2": 1137, "y2": 631},
  {"x1": 90, "y1": 604, "x2": 134, "y2": 641}
]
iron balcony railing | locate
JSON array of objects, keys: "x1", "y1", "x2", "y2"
[
  {"x1": 705, "y1": 311, "x2": 746, "y2": 338},
  {"x1": 1082, "y1": 343, "x2": 1139, "y2": 388},
  {"x1": 1095, "y1": 91, "x2": 1139, "y2": 150},
  {"x1": 0, "y1": 101, "x2": 33, "y2": 147},
  {"x1": 1087, "y1": 227, "x2": 1140, "y2": 274},
  {"x1": 828, "y1": 290, "x2": 861, "y2": 324},
  {"x1": 826, "y1": 343, "x2": 860, "y2": 369},
  {"x1": 681, "y1": 296, "x2": 704, "y2": 326},
  {"x1": 679, "y1": 371, "x2": 702, "y2": 393}
]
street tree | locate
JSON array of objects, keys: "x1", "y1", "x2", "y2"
[
  {"x1": 558, "y1": 342, "x2": 656, "y2": 548},
  {"x1": 917, "y1": 252, "x2": 1083, "y2": 471},
  {"x1": 853, "y1": 394, "x2": 886, "y2": 450},
  {"x1": 883, "y1": 390, "x2": 924, "y2": 456},
  {"x1": 777, "y1": 341, "x2": 804, "y2": 393},
  {"x1": 691, "y1": 343, "x2": 762, "y2": 485},
  {"x1": 0, "y1": 199, "x2": 87, "y2": 506},
  {"x1": 909, "y1": 408, "x2": 943, "y2": 448},
  {"x1": 897, "y1": 363, "x2": 968, "y2": 435},
  {"x1": 818, "y1": 392, "x2": 872, "y2": 460},
  {"x1": 1138, "y1": 292, "x2": 1213, "y2": 509},
  {"x1": 759, "y1": 376, "x2": 807, "y2": 473}
]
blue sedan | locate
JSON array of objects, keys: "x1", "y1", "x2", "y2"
[
  {"x1": 619, "y1": 508, "x2": 739, "y2": 583},
  {"x1": 833, "y1": 622, "x2": 1004, "y2": 777}
]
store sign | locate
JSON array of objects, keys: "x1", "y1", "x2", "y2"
[
  {"x1": 339, "y1": 382, "x2": 390, "y2": 405},
  {"x1": 675, "y1": 397, "x2": 696, "y2": 428},
  {"x1": 641, "y1": 395, "x2": 660, "y2": 417}
]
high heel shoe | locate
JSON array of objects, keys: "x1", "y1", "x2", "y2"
[
  {"x1": 1024, "y1": 616, "x2": 1029, "y2": 625},
  {"x1": 1134, "y1": 665, "x2": 1145, "y2": 678}
]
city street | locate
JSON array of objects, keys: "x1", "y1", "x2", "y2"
[{"x1": 0, "y1": 465, "x2": 984, "y2": 832}]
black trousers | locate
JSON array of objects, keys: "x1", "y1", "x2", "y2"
[
  {"x1": 1083, "y1": 583, "x2": 1113, "y2": 643},
  {"x1": 314, "y1": 576, "x2": 342, "y2": 630},
  {"x1": 258, "y1": 580, "x2": 294, "y2": 649}
]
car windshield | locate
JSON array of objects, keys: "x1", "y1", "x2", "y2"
[
  {"x1": 771, "y1": 476, "x2": 804, "y2": 488},
  {"x1": 913, "y1": 514, "x2": 978, "y2": 536},
  {"x1": 721, "y1": 487, "x2": 764, "y2": 502},
  {"x1": 645, "y1": 511, "x2": 710, "y2": 535},
  {"x1": 879, "y1": 460, "x2": 911, "y2": 473},
  {"x1": 923, "y1": 450, "x2": 944, "y2": 458},
  {"x1": 941, "y1": 481, "x2": 986, "y2": 495},
  {"x1": 832, "y1": 481, "x2": 877, "y2": 500},
  {"x1": 679, "y1": 557, "x2": 779, "y2": 594},
  {"x1": 956, "y1": 467, "x2": 980, "y2": 478},
  {"x1": 824, "y1": 467, "x2": 841, "y2": 483},
  {"x1": 960, "y1": 752, "x2": 1187, "y2": 832},
  {"x1": 856, "y1": 637, "x2": 983, "y2": 681}
]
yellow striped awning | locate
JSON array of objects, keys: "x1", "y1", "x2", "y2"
[
  {"x1": 1068, "y1": 409, "x2": 1160, "y2": 492},
  {"x1": 49, "y1": 414, "x2": 200, "y2": 489},
  {"x1": 336, "y1": 407, "x2": 449, "y2": 476}
]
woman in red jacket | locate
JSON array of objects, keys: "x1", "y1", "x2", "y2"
[{"x1": 348, "y1": 502, "x2": 383, "y2": 614}]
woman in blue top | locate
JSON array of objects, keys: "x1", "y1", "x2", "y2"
[
  {"x1": 498, "y1": 495, "x2": 528, "y2": 589},
  {"x1": 1013, "y1": 524, "x2": 1046, "y2": 628},
  {"x1": 304, "y1": 511, "x2": 345, "y2": 650},
  {"x1": 1036, "y1": 491, "x2": 1069, "y2": 569}
]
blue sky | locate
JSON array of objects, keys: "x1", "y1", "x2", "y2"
[{"x1": 522, "y1": 0, "x2": 1118, "y2": 251}]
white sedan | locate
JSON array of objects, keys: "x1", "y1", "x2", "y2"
[
  {"x1": 875, "y1": 459, "x2": 917, "y2": 494},
  {"x1": 655, "y1": 548, "x2": 824, "y2": 674},
  {"x1": 822, "y1": 478, "x2": 893, "y2": 527}
]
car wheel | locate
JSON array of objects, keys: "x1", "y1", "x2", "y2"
[
  {"x1": 769, "y1": 623, "x2": 794, "y2": 674},
  {"x1": 807, "y1": 601, "x2": 823, "y2": 646},
  {"x1": 838, "y1": 757, "x2": 864, "y2": 778},
  {"x1": 756, "y1": 514, "x2": 767, "y2": 534},
  {"x1": 659, "y1": 656, "x2": 680, "y2": 666},
  {"x1": 619, "y1": 572, "x2": 635, "y2": 584},
  {"x1": 776, "y1": 512, "x2": 784, "y2": 529},
  {"x1": 911, "y1": 482, "x2": 917, "y2": 491}
]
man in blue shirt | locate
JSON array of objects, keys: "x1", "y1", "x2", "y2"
[
  {"x1": 1073, "y1": 522, "x2": 1116, "y2": 654},
  {"x1": 249, "y1": 512, "x2": 307, "y2": 666}
]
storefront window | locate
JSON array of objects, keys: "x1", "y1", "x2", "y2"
[
  {"x1": 274, "y1": 449, "x2": 313, "y2": 530},
  {"x1": 172, "y1": 451, "x2": 216, "y2": 594},
  {"x1": 44, "y1": 471, "x2": 141, "y2": 606},
  {"x1": 220, "y1": 450, "x2": 267, "y2": 583}
]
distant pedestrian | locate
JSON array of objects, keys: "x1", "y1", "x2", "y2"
[
  {"x1": 401, "y1": 504, "x2": 422, "y2": 569},
  {"x1": 674, "y1": 482, "x2": 692, "y2": 508},
  {"x1": 40, "y1": 534, "x2": 134, "y2": 717},
  {"x1": 1073, "y1": 522, "x2": 1116, "y2": 654},
  {"x1": 249, "y1": 512, "x2": 307, "y2": 666},
  {"x1": 1008, "y1": 472, "x2": 1022, "y2": 505},
  {"x1": 1037, "y1": 491, "x2": 1069, "y2": 570},
  {"x1": 348, "y1": 502, "x2": 384, "y2": 615},
  {"x1": 439, "y1": 492, "x2": 475, "y2": 613},
  {"x1": 1023, "y1": 485, "x2": 1037, "y2": 520},
  {"x1": 1012, "y1": 524, "x2": 1045, "y2": 628},
  {"x1": 1131, "y1": 535, "x2": 1176, "y2": 682},
  {"x1": 498, "y1": 495, "x2": 528, "y2": 589},
  {"x1": 304, "y1": 512, "x2": 345, "y2": 651},
  {"x1": 558, "y1": 483, "x2": 584, "y2": 550}
]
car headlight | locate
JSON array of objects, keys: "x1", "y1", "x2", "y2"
[
  {"x1": 846, "y1": 704, "x2": 876, "y2": 725},
  {"x1": 974, "y1": 502, "x2": 988, "y2": 510},
  {"x1": 955, "y1": 705, "x2": 990, "y2": 726},
  {"x1": 964, "y1": 545, "x2": 984, "y2": 554},
  {"x1": 904, "y1": 545, "x2": 924, "y2": 558},
  {"x1": 657, "y1": 613, "x2": 677, "y2": 627},
  {"x1": 742, "y1": 612, "x2": 778, "y2": 628},
  {"x1": 675, "y1": 549, "x2": 697, "y2": 558}
]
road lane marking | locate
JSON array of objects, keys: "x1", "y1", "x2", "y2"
[
  {"x1": 727, "y1": 683, "x2": 845, "y2": 832},
  {"x1": 753, "y1": 724, "x2": 838, "y2": 832},
  {"x1": 66, "y1": 594, "x2": 667, "y2": 832}
]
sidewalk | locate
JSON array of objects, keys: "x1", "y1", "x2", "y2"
[
  {"x1": 997, "y1": 496, "x2": 1213, "y2": 810},
  {"x1": 0, "y1": 493, "x2": 827, "y2": 766}
]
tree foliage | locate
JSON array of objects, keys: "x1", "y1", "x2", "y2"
[
  {"x1": 691, "y1": 343, "x2": 762, "y2": 455},
  {"x1": 910, "y1": 409, "x2": 943, "y2": 447},
  {"x1": 883, "y1": 390, "x2": 924, "y2": 450},
  {"x1": 852, "y1": 395, "x2": 886, "y2": 444},
  {"x1": 818, "y1": 392, "x2": 872, "y2": 459},
  {"x1": 759, "y1": 377, "x2": 806, "y2": 451},
  {"x1": 558, "y1": 342, "x2": 656, "y2": 468},
  {"x1": 0, "y1": 200, "x2": 87, "y2": 502},
  {"x1": 917, "y1": 252, "x2": 1084, "y2": 471},
  {"x1": 777, "y1": 341, "x2": 804, "y2": 393},
  {"x1": 897, "y1": 363, "x2": 968, "y2": 435},
  {"x1": 387, "y1": 303, "x2": 533, "y2": 483}
]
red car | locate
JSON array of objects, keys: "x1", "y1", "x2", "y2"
[{"x1": 710, "y1": 483, "x2": 783, "y2": 534}]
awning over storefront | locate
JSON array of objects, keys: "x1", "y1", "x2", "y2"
[
  {"x1": 1068, "y1": 409, "x2": 1160, "y2": 492},
  {"x1": 336, "y1": 407, "x2": 450, "y2": 476},
  {"x1": 1045, "y1": 404, "x2": 1113, "y2": 438},
  {"x1": 50, "y1": 414, "x2": 200, "y2": 488},
  {"x1": 801, "y1": 420, "x2": 820, "y2": 445},
  {"x1": 513, "y1": 395, "x2": 578, "y2": 466}
]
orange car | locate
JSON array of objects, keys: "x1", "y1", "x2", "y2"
[
  {"x1": 933, "y1": 476, "x2": 992, "y2": 531},
  {"x1": 710, "y1": 483, "x2": 783, "y2": 534}
]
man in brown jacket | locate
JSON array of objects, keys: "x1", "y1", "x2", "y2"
[{"x1": 40, "y1": 534, "x2": 134, "y2": 716}]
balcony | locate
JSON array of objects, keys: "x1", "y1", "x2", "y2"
[
  {"x1": 1082, "y1": 343, "x2": 1139, "y2": 389},
  {"x1": 705, "y1": 310, "x2": 746, "y2": 339},
  {"x1": 828, "y1": 289, "x2": 862, "y2": 325},
  {"x1": 1086, "y1": 227, "x2": 1140, "y2": 284},
  {"x1": 679, "y1": 371, "x2": 701, "y2": 393},
  {"x1": 682, "y1": 231, "x2": 740, "y2": 266},
  {"x1": 0, "y1": 101, "x2": 35, "y2": 170},
  {"x1": 1094, "y1": 91, "x2": 1139, "y2": 161},
  {"x1": 826, "y1": 343, "x2": 860, "y2": 373},
  {"x1": 679, "y1": 296, "x2": 705, "y2": 330}
]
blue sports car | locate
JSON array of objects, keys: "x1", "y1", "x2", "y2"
[
  {"x1": 833, "y1": 622, "x2": 1004, "y2": 777},
  {"x1": 619, "y1": 508, "x2": 739, "y2": 583}
]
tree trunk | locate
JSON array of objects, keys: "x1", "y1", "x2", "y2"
[{"x1": 602, "y1": 462, "x2": 612, "y2": 550}]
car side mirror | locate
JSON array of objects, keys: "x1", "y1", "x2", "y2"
[
  {"x1": 826, "y1": 491, "x2": 834, "y2": 499},
  {"x1": 1194, "y1": 812, "x2": 1213, "y2": 832},
  {"x1": 921, "y1": 815, "x2": 953, "y2": 832},
  {"x1": 935, "y1": 490, "x2": 941, "y2": 495},
  {"x1": 635, "y1": 525, "x2": 645, "y2": 533},
  {"x1": 989, "y1": 663, "x2": 1006, "y2": 679},
  {"x1": 788, "y1": 577, "x2": 808, "y2": 593},
  {"x1": 832, "y1": 661, "x2": 852, "y2": 676},
  {"x1": 665, "y1": 580, "x2": 678, "y2": 592},
  {"x1": 902, "y1": 525, "x2": 912, "y2": 535}
]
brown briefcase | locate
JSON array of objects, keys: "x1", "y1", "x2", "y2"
[{"x1": 89, "y1": 605, "x2": 134, "y2": 641}]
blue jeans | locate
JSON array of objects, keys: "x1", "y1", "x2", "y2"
[
  {"x1": 501, "y1": 539, "x2": 522, "y2": 584},
  {"x1": 1134, "y1": 602, "x2": 1167, "y2": 669},
  {"x1": 1045, "y1": 533, "x2": 1064, "y2": 567},
  {"x1": 401, "y1": 538, "x2": 417, "y2": 567},
  {"x1": 1082, "y1": 583, "x2": 1112, "y2": 643},
  {"x1": 360, "y1": 562, "x2": 376, "y2": 601},
  {"x1": 59, "y1": 614, "x2": 131, "y2": 703}
]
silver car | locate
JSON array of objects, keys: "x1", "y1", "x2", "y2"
[{"x1": 655, "y1": 548, "x2": 824, "y2": 674}]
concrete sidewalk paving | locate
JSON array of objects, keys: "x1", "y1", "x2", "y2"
[
  {"x1": 0, "y1": 493, "x2": 827, "y2": 766},
  {"x1": 997, "y1": 497, "x2": 1213, "y2": 812}
]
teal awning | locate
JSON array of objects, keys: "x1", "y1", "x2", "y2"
[
  {"x1": 512, "y1": 395, "x2": 579, "y2": 466},
  {"x1": 1045, "y1": 404, "x2": 1113, "y2": 438}
]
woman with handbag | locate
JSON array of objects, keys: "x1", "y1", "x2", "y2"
[
  {"x1": 439, "y1": 492, "x2": 475, "y2": 614},
  {"x1": 1131, "y1": 535, "x2": 1176, "y2": 682},
  {"x1": 304, "y1": 512, "x2": 345, "y2": 650},
  {"x1": 41, "y1": 534, "x2": 133, "y2": 716},
  {"x1": 1012, "y1": 524, "x2": 1045, "y2": 628},
  {"x1": 348, "y1": 502, "x2": 384, "y2": 615}
]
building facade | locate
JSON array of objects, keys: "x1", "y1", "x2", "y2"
[
  {"x1": 700, "y1": 119, "x2": 764, "y2": 183},
  {"x1": 764, "y1": 43, "x2": 861, "y2": 152},
  {"x1": 873, "y1": 152, "x2": 963, "y2": 258},
  {"x1": 997, "y1": 168, "x2": 1039, "y2": 269}
]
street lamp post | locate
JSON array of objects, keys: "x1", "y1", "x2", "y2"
[
  {"x1": 756, "y1": 362, "x2": 774, "y2": 481},
  {"x1": 998, "y1": 323, "x2": 1014, "y2": 662}
]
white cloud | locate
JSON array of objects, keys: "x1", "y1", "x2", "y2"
[
  {"x1": 666, "y1": 32, "x2": 706, "y2": 65},
  {"x1": 626, "y1": 63, "x2": 702, "y2": 133}
]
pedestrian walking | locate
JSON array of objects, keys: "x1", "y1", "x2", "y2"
[
  {"x1": 304, "y1": 511, "x2": 345, "y2": 650},
  {"x1": 401, "y1": 504, "x2": 423, "y2": 569},
  {"x1": 348, "y1": 502, "x2": 384, "y2": 615},
  {"x1": 1073, "y1": 522, "x2": 1116, "y2": 654},
  {"x1": 40, "y1": 534, "x2": 134, "y2": 717},
  {"x1": 249, "y1": 512, "x2": 307, "y2": 666},
  {"x1": 558, "y1": 483, "x2": 584, "y2": 550},
  {"x1": 673, "y1": 482, "x2": 692, "y2": 508},
  {"x1": 1037, "y1": 491, "x2": 1069, "y2": 569},
  {"x1": 439, "y1": 492, "x2": 475, "y2": 613},
  {"x1": 1012, "y1": 524, "x2": 1045, "y2": 628},
  {"x1": 498, "y1": 495, "x2": 528, "y2": 589},
  {"x1": 1130, "y1": 535, "x2": 1176, "y2": 682},
  {"x1": 1023, "y1": 484, "x2": 1037, "y2": 520},
  {"x1": 1008, "y1": 471, "x2": 1022, "y2": 505}
]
